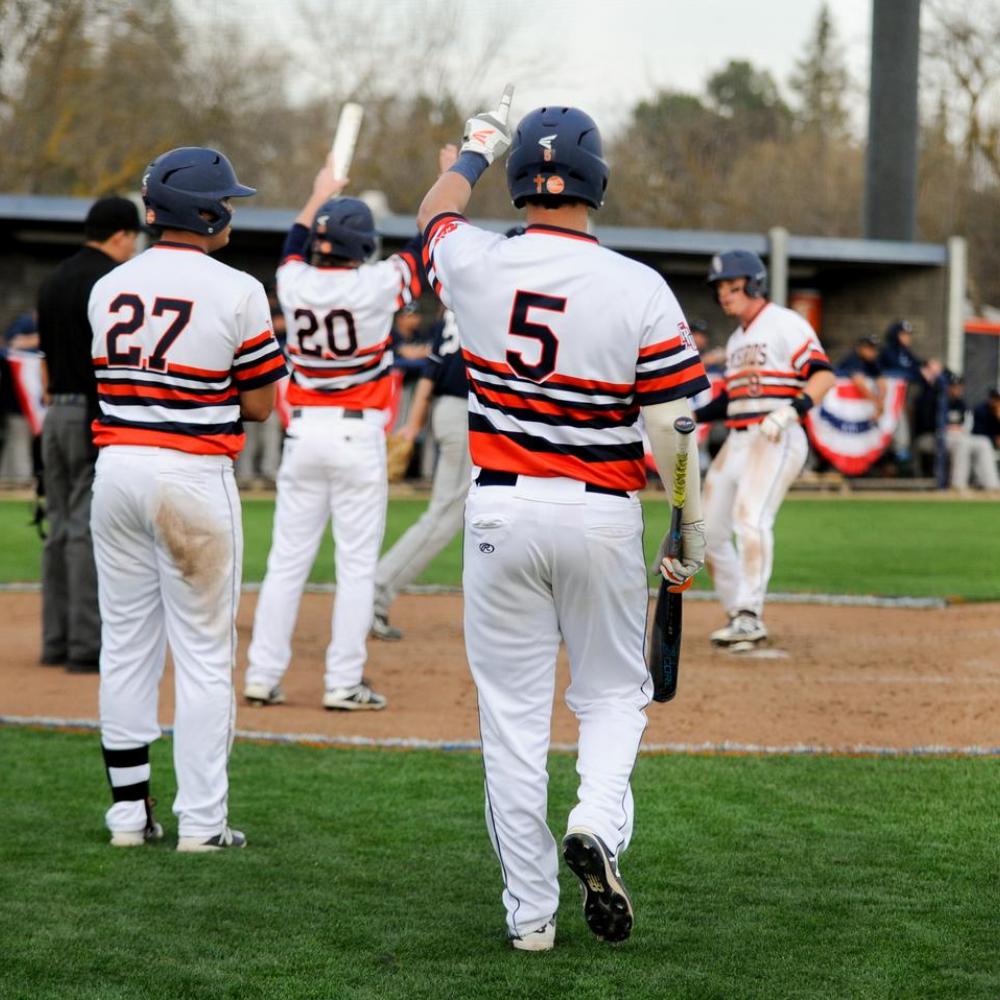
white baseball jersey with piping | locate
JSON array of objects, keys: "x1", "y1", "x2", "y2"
[
  {"x1": 703, "y1": 303, "x2": 830, "y2": 618},
  {"x1": 424, "y1": 214, "x2": 708, "y2": 938},
  {"x1": 88, "y1": 240, "x2": 285, "y2": 841},
  {"x1": 244, "y1": 226, "x2": 421, "y2": 703}
]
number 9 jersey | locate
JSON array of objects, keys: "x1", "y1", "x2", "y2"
[
  {"x1": 88, "y1": 241, "x2": 287, "y2": 457},
  {"x1": 424, "y1": 215, "x2": 710, "y2": 491}
]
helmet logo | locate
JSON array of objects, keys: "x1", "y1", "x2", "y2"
[
  {"x1": 711, "y1": 254, "x2": 722, "y2": 274},
  {"x1": 545, "y1": 176, "x2": 565, "y2": 194},
  {"x1": 539, "y1": 134, "x2": 556, "y2": 161}
]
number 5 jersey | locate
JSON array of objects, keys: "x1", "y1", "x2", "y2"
[{"x1": 423, "y1": 215, "x2": 709, "y2": 491}]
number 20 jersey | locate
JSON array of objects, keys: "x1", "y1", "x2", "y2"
[
  {"x1": 276, "y1": 229, "x2": 421, "y2": 410},
  {"x1": 89, "y1": 242, "x2": 287, "y2": 458},
  {"x1": 423, "y1": 215, "x2": 709, "y2": 491}
]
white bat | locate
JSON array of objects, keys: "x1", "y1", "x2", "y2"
[{"x1": 330, "y1": 102, "x2": 363, "y2": 182}]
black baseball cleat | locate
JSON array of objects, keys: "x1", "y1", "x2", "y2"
[{"x1": 562, "y1": 828, "x2": 634, "y2": 943}]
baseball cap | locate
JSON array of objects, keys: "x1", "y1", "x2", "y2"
[
  {"x1": 885, "y1": 319, "x2": 913, "y2": 338},
  {"x1": 85, "y1": 196, "x2": 143, "y2": 236},
  {"x1": 857, "y1": 335, "x2": 879, "y2": 348}
]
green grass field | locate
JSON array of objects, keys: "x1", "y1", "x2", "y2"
[
  {"x1": 1, "y1": 496, "x2": 998, "y2": 599},
  {"x1": 1, "y1": 727, "x2": 997, "y2": 1000}
]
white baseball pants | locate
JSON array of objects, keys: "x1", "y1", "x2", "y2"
[
  {"x1": 703, "y1": 423, "x2": 808, "y2": 618},
  {"x1": 246, "y1": 408, "x2": 387, "y2": 693},
  {"x1": 373, "y1": 395, "x2": 470, "y2": 618},
  {"x1": 463, "y1": 476, "x2": 651, "y2": 938},
  {"x1": 92, "y1": 445, "x2": 242, "y2": 839}
]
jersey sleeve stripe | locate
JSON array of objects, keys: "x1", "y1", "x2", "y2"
[
  {"x1": 233, "y1": 355, "x2": 288, "y2": 384},
  {"x1": 235, "y1": 330, "x2": 276, "y2": 356},
  {"x1": 422, "y1": 211, "x2": 467, "y2": 246},
  {"x1": 637, "y1": 335, "x2": 684, "y2": 359}
]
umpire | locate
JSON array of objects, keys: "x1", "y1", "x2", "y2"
[{"x1": 36, "y1": 196, "x2": 141, "y2": 671}]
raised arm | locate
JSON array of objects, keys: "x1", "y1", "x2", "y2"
[{"x1": 417, "y1": 85, "x2": 514, "y2": 232}]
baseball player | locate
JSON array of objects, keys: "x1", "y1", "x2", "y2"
[
  {"x1": 418, "y1": 90, "x2": 709, "y2": 950},
  {"x1": 370, "y1": 305, "x2": 469, "y2": 640},
  {"x1": 697, "y1": 251, "x2": 834, "y2": 647},
  {"x1": 243, "y1": 159, "x2": 423, "y2": 710},
  {"x1": 89, "y1": 147, "x2": 286, "y2": 850}
]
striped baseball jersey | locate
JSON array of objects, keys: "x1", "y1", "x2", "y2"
[
  {"x1": 423, "y1": 214, "x2": 709, "y2": 491},
  {"x1": 88, "y1": 241, "x2": 287, "y2": 458},
  {"x1": 277, "y1": 224, "x2": 422, "y2": 410},
  {"x1": 721, "y1": 303, "x2": 831, "y2": 429}
]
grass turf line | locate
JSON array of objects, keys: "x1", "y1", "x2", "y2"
[
  {"x1": 1, "y1": 497, "x2": 998, "y2": 599},
  {"x1": 0, "y1": 727, "x2": 997, "y2": 1000}
]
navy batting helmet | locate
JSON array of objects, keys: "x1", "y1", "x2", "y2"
[
  {"x1": 506, "y1": 106, "x2": 609, "y2": 209},
  {"x1": 706, "y1": 250, "x2": 768, "y2": 298},
  {"x1": 142, "y1": 147, "x2": 255, "y2": 236},
  {"x1": 308, "y1": 197, "x2": 377, "y2": 262}
]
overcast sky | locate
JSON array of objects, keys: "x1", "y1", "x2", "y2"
[{"x1": 187, "y1": 0, "x2": 875, "y2": 131}]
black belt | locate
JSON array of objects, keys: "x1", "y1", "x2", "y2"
[
  {"x1": 475, "y1": 468, "x2": 629, "y2": 498},
  {"x1": 291, "y1": 408, "x2": 364, "y2": 419}
]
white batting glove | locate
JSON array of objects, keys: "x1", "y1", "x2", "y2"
[
  {"x1": 460, "y1": 84, "x2": 514, "y2": 165},
  {"x1": 656, "y1": 521, "x2": 706, "y2": 588},
  {"x1": 759, "y1": 405, "x2": 799, "y2": 442}
]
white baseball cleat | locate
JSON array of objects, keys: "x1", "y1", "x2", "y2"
[
  {"x1": 243, "y1": 682, "x2": 286, "y2": 705},
  {"x1": 177, "y1": 827, "x2": 247, "y2": 853},
  {"x1": 510, "y1": 920, "x2": 556, "y2": 952},
  {"x1": 323, "y1": 682, "x2": 387, "y2": 711},
  {"x1": 710, "y1": 611, "x2": 768, "y2": 647},
  {"x1": 109, "y1": 797, "x2": 163, "y2": 847}
]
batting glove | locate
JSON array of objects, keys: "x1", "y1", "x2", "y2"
[
  {"x1": 657, "y1": 520, "x2": 706, "y2": 589},
  {"x1": 460, "y1": 84, "x2": 514, "y2": 165},
  {"x1": 759, "y1": 405, "x2": 799, "y2": 442}
]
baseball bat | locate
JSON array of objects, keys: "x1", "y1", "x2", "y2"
[
  {"x1": 330, "y1": 102, "x2": 364, "y2": 182},
  {"x1": 648, "y1": 415, "x2": 696, "y2": 703}
]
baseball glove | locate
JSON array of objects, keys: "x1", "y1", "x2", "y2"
[{"x1": 386, "y1": 432, "x2": 414, "y2": 482}]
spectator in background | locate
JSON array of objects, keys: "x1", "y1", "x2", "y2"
[
  {"x1": 688, "y1": 318, "x2": 725, "y2": 473},
  {"x1": 972, "y1": 389, "x2": 1000, "y2": 450},
  {"x1": 836, "y1": 335, "x2": 886, "y2": 416},
  {"x1": 236, "y1": 288, "x2": 285, "y2": 489},
  {"x1": 914, "y1": 372, "x2": 999, "y2": 491},
  {"x1": 390, "y1": 303, "x2": 431, "y2": 430},
  {"x1": 36, "y1": 196, "x2": 142, "y2": 671},
  {"x1": 0, "y1": 311, "x2": 41, "y2": 483},
  {"x1": 878, "y1": 319, "x2": 942, "y2": 474}
]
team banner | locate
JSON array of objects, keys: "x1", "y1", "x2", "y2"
[
  {"x1": 805, "y1": 375, "x2": 907, "y2": 476},
  {"x1": 4, "y1": 349, "x2": 47, "y2": 435}
]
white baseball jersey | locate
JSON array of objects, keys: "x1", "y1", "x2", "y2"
[
  {"x1": 277, "y1": 235, "x2": 421, "y2": 410},
  {"x1": 88, "y1": 241, "x2": 287, "y2": 456},
  {"x1": 721, "y1": 303, "x2": 830, "y2": 428},
  {"x1": 424, "y1": 216, "x2": 709, "y2": 490}
]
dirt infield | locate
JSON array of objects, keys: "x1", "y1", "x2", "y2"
[{"x1": 5, "y1": 592, "x2": 1000, "y2": 751}]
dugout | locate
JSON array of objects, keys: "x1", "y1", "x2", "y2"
[{"x1": 0, "y1": 195, "x2": 978, "y2": 384}]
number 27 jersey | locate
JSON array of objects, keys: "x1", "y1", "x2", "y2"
[{"x1": 424, "y1": 214, "x2": 709, "y2": 491}]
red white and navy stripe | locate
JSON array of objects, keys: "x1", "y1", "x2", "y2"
[
  {"x1": 286, "y1": 335, "x2": 394, "y2": 409},
  {"x1": 463, "y1": 347, "x2": 707, "y2": 491},
  {"x1": 93, "y1": 330, "x2": 286, "y2": 457}
]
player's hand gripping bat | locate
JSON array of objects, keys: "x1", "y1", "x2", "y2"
[{"x1": 647, "y1": 415, "x2": 696, "y2": 703}]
